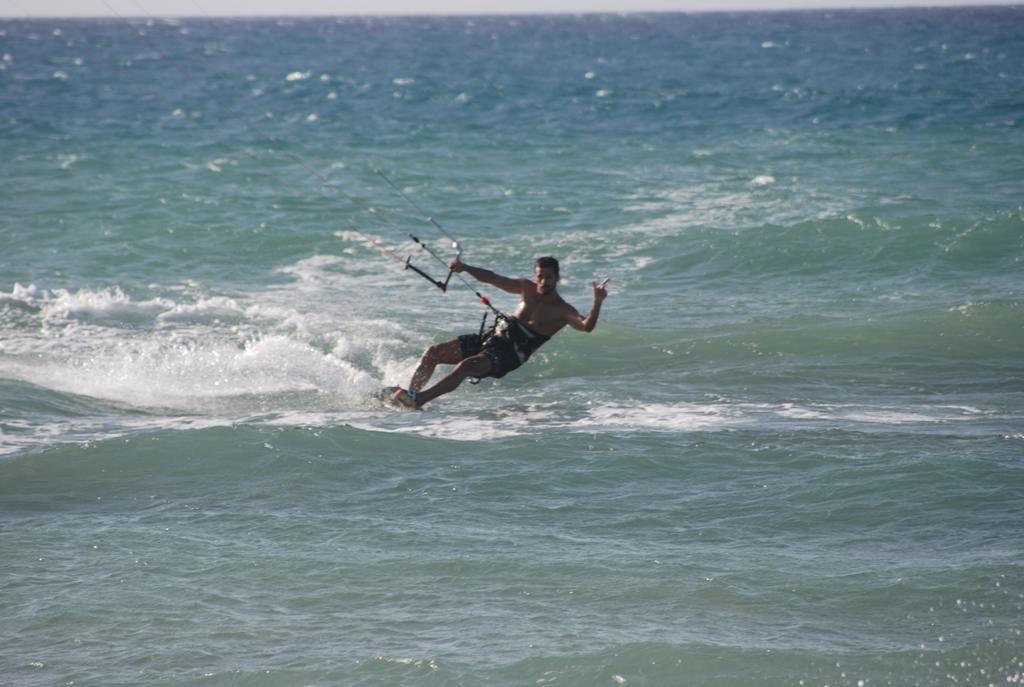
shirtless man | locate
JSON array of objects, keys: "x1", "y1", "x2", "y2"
[{"x1": 389, "y1": 256, "x2": 609, "y2": 409}]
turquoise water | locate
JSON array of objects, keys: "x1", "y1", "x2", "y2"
[{"x1": 2, "y1": 8, "x2": 1022, "y2": 686}]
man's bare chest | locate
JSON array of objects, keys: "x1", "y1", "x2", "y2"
[{"x1": 516, "y1": 298, "x2": 569, "y2": 336}]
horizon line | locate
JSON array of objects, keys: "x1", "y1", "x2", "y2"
[{"x1": 2, "y1": 2, "x2": 1021, "y2": 20}]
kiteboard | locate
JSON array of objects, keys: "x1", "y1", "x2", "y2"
[{"x1": 373, "y1": 386, "x2": 420, "y2": 411}]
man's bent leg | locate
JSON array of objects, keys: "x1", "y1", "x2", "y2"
[
  {"x1": 414, "y1": 353, "x2": 492, "y2": 407},
  {"x1": 410, "y1": 339, "x2": 464, "y2": 391}
]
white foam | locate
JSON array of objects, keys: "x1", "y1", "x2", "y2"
[
  {"x1": 352, "y1": 399, "x2": 749, "y2": 442},
  {"x1": 365, "y1": 398, "x2": 994, "y2": 442},
  {"x1": 11, "y1": 285, "x2": 176, "y2": 324},
  {"x1": 1, "y1": 282, "x2": 38, "y2": 302},
  {"x1": 623, "y1": 173, "x2": 849, "y2": 229},
  {"x1": 274, "y1": 253, "x2": 344, "y2": 280},
  {"x1": 0, "y1": 270, "x2": 413, "y2": 419},
  {"x1": 57, "y1": 153, "x2": 80, "y2": 170},
  {"x1": 577, "y1": 400, "x2": 746, "y2": 432},
  {"x1": 358, "y1": 414, "x2": 526, "y2": 442},
  {"x1": 832, "y1": 404, "x2": 984, "y2": 425},
  {"x1": 156, "y1": 296, "x2": 246, "y2": 324},
  {"x1": 6, "y1": 334, "x2": 376, "y2": 413},
  {"x1": 771, "y1": 401, "x2": 987, "y2": 427},
  {"x1": 776, "y1": 402, "x2": 832, "y2": 420}
]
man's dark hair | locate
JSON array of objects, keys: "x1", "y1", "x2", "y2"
[{"x1": 535, "y1": 256, "x2": 560, "y2": 275}]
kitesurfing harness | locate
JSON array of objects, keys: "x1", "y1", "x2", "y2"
[
  {"x1": 481, "y1": 314, "x2": 550, "y2": 360},
  {"x1": 466, "y1": 313, "x2": 551, "y2": 384}
]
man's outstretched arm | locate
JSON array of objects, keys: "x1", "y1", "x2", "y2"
[
  {"x1": 568, "y1": 278, "x2": 610, "y2": 333},
  {"x1": 449, "y1": 256, "x2": 527, "y2": 295}
]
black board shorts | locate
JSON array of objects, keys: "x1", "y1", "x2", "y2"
[{"x1": 458, "y1": 332, "x2": 521, "y2": 379}]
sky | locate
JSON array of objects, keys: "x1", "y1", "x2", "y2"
[{"x1": 0, "y1": 0, "x2": 1018, "y2": 18}]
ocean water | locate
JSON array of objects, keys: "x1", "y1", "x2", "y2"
[{"x1": 1, "y1": 7, "x2": 1022, "y2": 686}]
